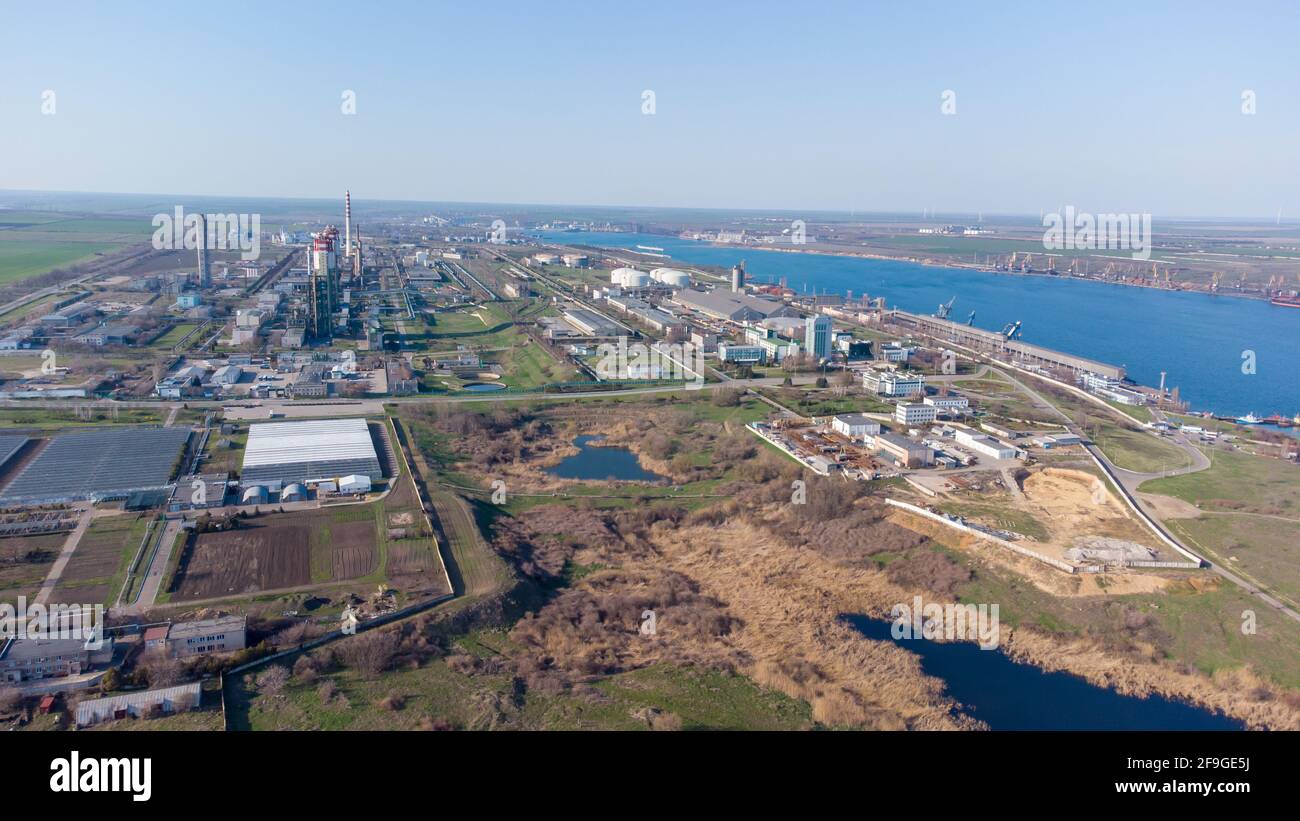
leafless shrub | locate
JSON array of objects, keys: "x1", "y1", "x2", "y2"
[
  {"x1": 336, "y1": 629, "x2": 400, "y2": 677},
  {"x1": 650, "y1": 711, "x2": 683, "y2": 731},
  {"x1": 446, "y1": 653, "x2": 478, "y2": 675},
  {"x1": 317, "y1": 680, "x2": 337, "y2": 703},
  {"x1": 418, "y1": 715, "x2": 454, "y2": 731},
  {"x1": 255, "y1": 665, "x2": 289, "y2": 696},
  {"x1": 292, "y1": 655, "x2": 319, "y2": 682},
  {"x1": 143, "y1": 657, "x2": 187, "y2": 689},
  {"x1": 883, "y1": 549, "x2": 972, "y2": 595},
  {"x1": 376, "y1": 692, "x2": 406, "y2": 711}
]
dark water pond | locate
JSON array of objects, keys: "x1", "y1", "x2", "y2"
[
  {"x1": 846, "y1": 615, "x2": 1244, "y2": 730},
  {"x1": 546, "y1": 435, "x2": 664, "y2": 482}
]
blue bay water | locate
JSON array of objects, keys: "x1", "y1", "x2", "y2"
[{"x1": 535, "y1": 231, "x2": 1300, "y2": 419}]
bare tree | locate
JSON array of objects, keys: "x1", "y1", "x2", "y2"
[
  {"x1": 337, "y1": 629, "x2": 400, "y2": 677},
  {"x1": 255, "y1": 665, "x2": 290, "y2": 696},
  {"x1": 0, "y1": 687, "x2": 22, "y2": 715}
]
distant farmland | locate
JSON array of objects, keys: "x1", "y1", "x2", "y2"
[
  {"x1": 0, "y1": 210, "x2": 154, "y2": 286},
  {"x1": 0, "y1": 238, "x2": 124, "y2": 285}
]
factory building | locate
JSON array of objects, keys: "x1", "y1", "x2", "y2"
[
  {"x1": 717, "y1": 343, "x2": 765, "y2": 364},
  {"x1": 562, "y1": 309, "x2": 622, "y2": 338},
  {"x1": 836, "y1": 336, "x2": 872, "y2": 359},
  {"x1": 877, "y1": 343, "x2": 912, "y2": 362},
  {"x1": 831, "y1": 413, "x2": 881, "y2": 440},
  {"x1": 874, "y1": 433, "x2": 933, "y2": 468},
  {"x1": 863, "y1": 369, "x2": 926, "y2": 397},
  {"x1": 240, "y1": 418, "x2": 382, "y2": 490},
  {"x1": 210, "y1": 364, "x2": 242, "y2": 385},
  {"x1": 895, "y1": 403, "x2": 938, "y2": 426},
  {"x1": 73, "y1": 323, "x2": 140, "y2": 347},
  {"x1": 671, "y1": 288, "x2": 799, "y2": 322},
  {"x1": 40, "y1": 302, "x2": 99, "y2": 329},
  {"x1": 923, "y1": 394, "x2": 970, "y2": 413},
  {"x1": 954, "y1": 429, "x2": 1019, "y2": 460}
]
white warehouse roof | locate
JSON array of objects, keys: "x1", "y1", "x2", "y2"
[{"x1": 240, "y1": 418, "x2": 382, "y2": 487}]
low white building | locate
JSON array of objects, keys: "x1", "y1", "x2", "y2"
[
  {"x1": 877, "y1": 344, "x2": 912, "y2": 363},
  {"x1": 76, "y1": 682, "x2": 201, "y2": 727},
  {"x1": 895, "y1": 403, "x2": 937, "y2": 426},
  {"x1": 954, "y1": 429, "x2": 1019, "y2": 460},
  {"x1": 864, "y1": 370, "x2": 925, "y2": 397},
  {"x1": 831, "y1": 413, "x2": 881, "y2": 440},
  {"x1": 923, "y1": 394, "x2": 970, "y2": 412},
  {"x1": 211, "y1": 364, "x2": 242, "y2": 385},
  {"x1": 339, "y1": 474, "x2": 372, "y2": 494}
]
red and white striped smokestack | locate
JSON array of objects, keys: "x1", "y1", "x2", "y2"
[{"x1": 344, "y1": 190, "x2": 352, "y2": 255}]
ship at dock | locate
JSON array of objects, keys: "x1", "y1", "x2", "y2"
[{"x1": 1270, "y1": 293, "x2": 1300, "y2": 309}]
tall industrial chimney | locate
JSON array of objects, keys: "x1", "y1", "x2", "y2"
[
  {"x1": 196, "y1": 212, "x2": 210, "y2": 287},
  {"x1": 344, "y1": 190, "x2": 352, "y2": 258}
]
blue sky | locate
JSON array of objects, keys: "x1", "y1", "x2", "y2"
[{"x1": 2, "y1": 0, "x2": 1297, "y2": 216}]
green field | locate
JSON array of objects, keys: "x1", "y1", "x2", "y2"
[
  {"x1": 1141, "y1": 449, "x2": 1300, "y2": 514},
  {"x1": 1091, "y1": 425, "x2": 1192, "y2": 474},
  {"x1": 149, "y1": 323, "x2": 200, "y2": 349},
  {"x1": 0, "y1": 238, "x2": 122, "y2": 285},
  {"x1": 0, "y1": 408, "x2": 165, "y2": 430},
  {"x1": 1140, "y1": 449, "x2": 1300, "y2": 611},
  {"x1": 0, "y1": 211, "x2": 155, "y2": 286},
  {"x1": 1167, "y1": 515, "x2": 1300, "y2": 607},
  {"x1": 227, "y1": 632, "x2": 814, "y2": 731}
]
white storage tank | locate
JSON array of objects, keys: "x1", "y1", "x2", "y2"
[
  {"x1": 651, "y1": 267, "x2": 691, "y2": 287},
  {"x1": 611, "y1": 267, "x2": 651, "y2": 287}
]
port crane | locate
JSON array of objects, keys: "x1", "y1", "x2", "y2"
[
  {"x1": 1210, "y1": 271, "x2": 1222, "y2": 292},
  {"x1": 936, "y1": 296, "x2": 956, "y2": 319},
  {"x1": 966, "y1": 310, "x2": 976, "y2": 326},
  {"x1": 1000, "y1": 320, "x2": 1023, "y2": 340}
]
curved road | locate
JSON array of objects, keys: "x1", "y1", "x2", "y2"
[{"x1": 995, "y1": 366, "x2": 1300, "y2": 624}]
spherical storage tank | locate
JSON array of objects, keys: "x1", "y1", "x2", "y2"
[{"x1": 650, "y1": 267, "x2": 691, "y2": 287}]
